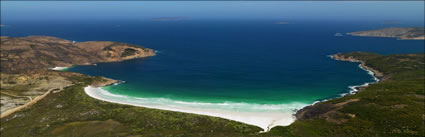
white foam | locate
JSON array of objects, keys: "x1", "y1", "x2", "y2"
[
  {"x1": 358, "y1": 64, "x2": 380, "y2": 82},
  {"x1": 49, "y1": 66, "x2": 69, "y2": 71},
  {"x1": 342, "y1": 63, "x2": 379, "y2": 96},
  {"x1": 305, "y1": 55, "x2": 382, "y2": 112},
  {"x1": 84, "y1": 86, "x2": 309, "y2": 132},
  {"x1": 328, "y1": 54, "x2": 380, "y2": 96}
]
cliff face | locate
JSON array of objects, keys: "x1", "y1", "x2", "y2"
[
  {"x1": 349, "y1": 27, "x2": 425, "y2": 40},
  {"x1": 1, "y1": 36, "x2": 155, "y2": 73}
]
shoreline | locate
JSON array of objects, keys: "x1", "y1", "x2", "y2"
[
  {"x1": 340, "y1": 61, "x2": 380, "y2": 95},
  {"x1": 82, "y1": 54, "x2": 383, "y2": 132},
  {"x1": 325, "y1": 54, "x2": 380, "y2": 97},
  {"x1": 297, "y1": 54, "x2": 382, "y2": 120},
  {"x1": 294, "y1": 54, "x2": 383, "y2": 120}
]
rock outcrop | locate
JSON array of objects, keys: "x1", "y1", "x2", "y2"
[
  {"x1": 331, "y1": 53, "x2": 384, "y2": 78},
  {"x1": 1, "y1": 36, "x2": 156, "y2": 73}
]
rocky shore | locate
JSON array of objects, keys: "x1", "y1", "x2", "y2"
[
  {"x1": 295, "y1": 53, "x2": 385, "y2": 121},
  {"x1": 90, "y1": 77, "x2": 122, "y2": 87},
  {"x1": 330, "y1": 53, "x2": 384, "y2": 79}
]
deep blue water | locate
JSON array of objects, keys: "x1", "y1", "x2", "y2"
[{"x1": 2, "y1": 20, "x2": 424, "y2": 106}]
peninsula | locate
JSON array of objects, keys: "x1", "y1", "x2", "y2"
[
  {"x1": 348, "y1": 27, "x2": 425, "y2": 40},
  {"x1": 1, "y1": 36, "x2": 155, "y2": 73}
]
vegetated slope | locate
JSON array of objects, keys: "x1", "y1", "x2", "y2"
[
  {"x1": 266, "y1": 52, "x2": 425, "y2": 137},
  {"x1": 0, "y1": 73, "x2": 263, "y2": 137}
]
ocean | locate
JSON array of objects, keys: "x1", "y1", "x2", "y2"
[{"x1": 2, "y1": 20, "x2": 424, "y2": 130}]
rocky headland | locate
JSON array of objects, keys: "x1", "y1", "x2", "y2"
[
  {"x1": 331, "y1": 53, "x2": 384, "y2": 79},
  {"x1": 1, "y1": 36, "x2": 156, "y2": 73}
]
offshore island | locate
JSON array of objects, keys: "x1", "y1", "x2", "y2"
[
  {"x1": 1, "y1": 34, "x2": 424, "y2": 136},
  {"x1": 348, "y1": 27, "x2": 425, "y2": 40}
]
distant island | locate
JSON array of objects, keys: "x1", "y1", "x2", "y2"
[
  {"x1": 348, "y1": 27, "x2": 425, "y2": 40},
  {"x1": 274, "y1": 21, "x2": 290, "y2": 24},
  {"x1": 334, "y1": 33, "x2": 343, "y2": 37}
]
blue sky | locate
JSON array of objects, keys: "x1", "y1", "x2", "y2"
[{"x1": 1, "y1": 1, "x2": 424, "y2": 23}]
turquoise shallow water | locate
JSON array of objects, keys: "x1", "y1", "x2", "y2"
[{"x1": 2, "y1": 20, "x2": 424, "y2": 113}]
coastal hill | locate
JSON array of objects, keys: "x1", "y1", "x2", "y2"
[
  {"x1": 348, "y1": 27, "x2": 425, "y2": 40},
  {"x1": 0, "y1": 36, "x2": 156, "y2": 73}
]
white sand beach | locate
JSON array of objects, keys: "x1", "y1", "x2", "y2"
[{"x1": 84, "y1": 86, "x2": 309, "y2": 131}]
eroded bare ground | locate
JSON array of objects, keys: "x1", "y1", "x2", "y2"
[
  {"x1": 0, "y1": 95, "x2": 29, "y2": 113},
  {"x1": 0, "y1": 71, "x2": 77, "y2": 116}
]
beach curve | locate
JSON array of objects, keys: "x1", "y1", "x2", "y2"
[
  {"x1": 84, "y1": 86, "x2": 309, "y2": 131},
  {"x1": 82, "y1": 54, "x2": 381, "y2": 132}
]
